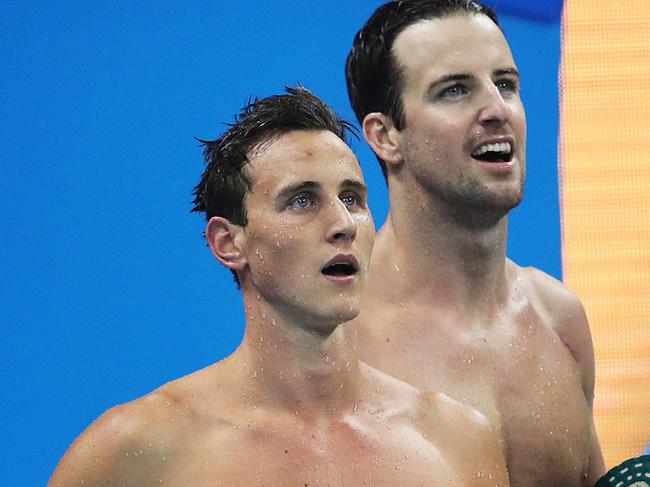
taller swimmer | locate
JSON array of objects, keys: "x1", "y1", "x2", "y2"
[{"x1": 346, "y1": 2, "x2": 605, "y2": 485}]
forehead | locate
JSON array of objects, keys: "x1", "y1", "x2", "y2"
[
  {"x1": 393, "y1": 13, "x2": 515, "y2": 82},
  {"x1": 246, "y1": 130, "x2": 362, "y2": 193}
]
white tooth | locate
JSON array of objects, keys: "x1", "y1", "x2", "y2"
[
  {"x1": 473, "y1": 144, "x2": 488, "y2": 156},
  {"x1": 486, "y1": 143, "x2": 495, "y2": 153},
  {"x1": 505, "y1": 142, "x2": 511, "y2": 152}
]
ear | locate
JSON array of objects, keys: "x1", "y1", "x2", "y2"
[
  {"x1": 205, "y1": 216, "x2": 247, "y2": 272},
  {"x1": 362, "y1": 112, "x2": 403, "y2": 167}
]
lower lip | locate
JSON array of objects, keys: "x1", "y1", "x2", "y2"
[
  {"x1": 475, "y1": 158, "x2": 516, "y2": 171},
  {"x1": 322, "y1": 274, "x2": 357, "y2": 284}
]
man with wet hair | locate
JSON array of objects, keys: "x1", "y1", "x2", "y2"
[
  {"x1": 345, "y1": 1, "x2": 605, "y2": 486},
  {"x1": 48, "y1": 86, "x2": 509, "y2": 486}
]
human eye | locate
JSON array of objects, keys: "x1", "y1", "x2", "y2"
[
  {"x1": 439, "y1": 84, "x2": 468, "y2": 99},
  {"x1": 340, "y1": 191, "x2": 366, "y2": 210},
  {"x1": 340, "y1": 193, "x2": 357, "y2": 208},
  {"x1": 496, "y1": 78, "x2": 519, "y2": 95},
  {"x1": 288, "y1": 194, "x2": 317, "y2": 211}
]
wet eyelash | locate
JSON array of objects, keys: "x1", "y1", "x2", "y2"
[{"x1": 289, "y1": 194, "x2": 316, "y2": 210}]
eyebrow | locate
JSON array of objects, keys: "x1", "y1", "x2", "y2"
[
  {"x1": 275, "y1": 181, "x2": 320, "y2": 203},
  {"x1": 428, "y1": 73, "x2": 472, "y2": 91},
  {"x1": 428, "y1": 67, "x2": 521, "y2": 91},
  {"x1": 494, "y1": 67, "x2": 520, "y2": 79},
  {"x1": 341, "y1": 179, "x2": 368, "y2": 193}
]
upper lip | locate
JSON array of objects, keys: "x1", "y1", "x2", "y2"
[{"x1": 321, "y1": 254, "x2": 359, "y2": 273}]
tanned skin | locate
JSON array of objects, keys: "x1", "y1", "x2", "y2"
[
  {"x1": 354, "y1": 13, "x2": 605, "y2": 487},
  {"x1": 49, "y1": 130, "x2": 509, "y2": 486}
]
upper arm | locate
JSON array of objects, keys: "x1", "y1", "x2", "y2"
[
  {"x1": 526, "y1": 268, "x2": 605, "y2": 482},
  {"x1": 528, "y1": 268, "x2": 596, "y2": 406}
]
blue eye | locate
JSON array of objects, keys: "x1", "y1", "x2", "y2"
[
  {"x1": 340, "y1": 194, "x2": 357, "y2": 207},
  {"x1": 440, "y1": 84, "x2": 467, "y2": 98},
  {"x1": 289, "y1": 195, "x2": 315, "y2": 210}
]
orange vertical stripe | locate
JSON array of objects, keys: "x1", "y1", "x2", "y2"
[{"x1": 560, "y1": 0, "x2": 650, "y2": 467}]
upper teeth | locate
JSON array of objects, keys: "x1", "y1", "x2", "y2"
[{"x1": 472, "y1": 142, "x2": 511, "y2": 156}]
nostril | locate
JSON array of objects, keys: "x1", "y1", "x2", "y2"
[{"x1": 330, "y1": 228, "x2": 356, "y2": 242}]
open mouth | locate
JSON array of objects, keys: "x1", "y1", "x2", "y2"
[
  {"x1": 471, "y1": 141, "x2": 514, "y2": 163},
  {"x1": 321, "y1": 255, "x2": 359, "y2": 279},
  {"x1": 321, "y1": 262, "x2": 357, "y2": 276}
]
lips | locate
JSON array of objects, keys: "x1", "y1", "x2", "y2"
[
  {"x1": 471, "y1": 138, "x2": 514, "y2": 163},
  {"x1": 321, "y1": 254, "x2": 359, "y2": 282}
]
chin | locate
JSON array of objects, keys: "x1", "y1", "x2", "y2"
[{"x1": 317, "y1": 299, "x2": 361, "y2": 326}]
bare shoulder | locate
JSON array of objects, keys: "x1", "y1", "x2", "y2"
[
  {"x1": 48, "y1": 365, "x2": 235, "y2": 487},
  {"x1": 516, "y1": 264, "x2": 593, "y2": 358},
  {"x1": 514, "y1": 263, "x2": 596, "y2": 398},
  {"x1": 518, "y1": 264, "x2": 585, "y2": 319},
  {"x1": 48, "y1": 385, "x2": 191, "y2": 486}
]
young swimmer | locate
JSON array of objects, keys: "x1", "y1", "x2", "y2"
[
  {"x1": 48, "y1": 86, "x2": 508, "y2": 486},
  {"x1": 346, "y1": 2, "x2": 605, "y2": 486}
]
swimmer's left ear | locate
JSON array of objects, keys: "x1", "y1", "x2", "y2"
[
  {"x1": 205, "y1": 216, "x2": 247, "y2": 272},
  {"x1": 362, "y1": 112, "x2": 403, "y2": 167}
]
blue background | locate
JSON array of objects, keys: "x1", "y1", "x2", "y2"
[{"x1": 1, "y1": 2, "x2": 561, "y2": 484}]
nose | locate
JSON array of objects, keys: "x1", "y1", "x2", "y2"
[
  {"x1": 326, "y1": 199, "x2": 357, "y2": 244},
  {"x1": 477, "y1": 85, "x2": 511, "y2": 127}
]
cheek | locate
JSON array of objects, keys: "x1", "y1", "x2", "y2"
[{"x1": 405, "y1": 117, "x2": 460, "y2": 154}]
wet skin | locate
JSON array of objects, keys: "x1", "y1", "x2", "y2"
[
  {"x1": 356, "y1": 13, "x2": 605, "y2": 487},
  {"x1": 48, "y1": 130, "x2": 509, "y2": 486}
]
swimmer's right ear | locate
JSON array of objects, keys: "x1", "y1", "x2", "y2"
[
  {"x1": 205, "y1": 216, "x2": 247, "y2": 272},
  {"x1": 362, "y1": 112, "x2": 404, "y2": 167}
]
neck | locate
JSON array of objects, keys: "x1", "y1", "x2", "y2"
[
  {"x1": 369, "y1": 182, "x2": 512, "y2": 321},
  {"x1": 232, "y1": 290, "x2": 363, "y2": 422}
]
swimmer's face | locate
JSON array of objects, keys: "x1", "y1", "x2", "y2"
[
  {"x1": 241, "y1": 130, "x2": 374, "y2": 329},
  {"x1": 390, "y1": 13, "x2": 526, "y2": 212}
]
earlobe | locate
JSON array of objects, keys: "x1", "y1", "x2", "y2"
[
  {"x1": 205, "y1": 217, "x2": 247, "y2": 272},
  {"x1": 362, "y1": 112, "x2": 403, "y2": 166}
]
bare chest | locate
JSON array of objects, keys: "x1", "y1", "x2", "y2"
[
  {"x1": 358, "y1": 309, "x2": 593, "y2": 487},
  {"x1": 159, "y1": 418, "x2": 482, "y2": 486}
]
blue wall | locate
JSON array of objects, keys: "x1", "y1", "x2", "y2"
[{"x1": 0, "y1": 2, "x2": 560, "y2": 484}]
